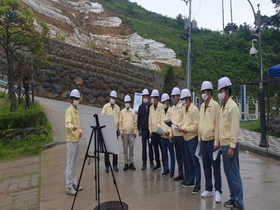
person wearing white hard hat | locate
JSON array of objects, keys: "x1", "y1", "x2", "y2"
[
  {"x1": 149, "y1": 89, "x2": 163, "y2": 172},
  {"x1": 178, "y1": 89, "x2": 201, "y2": 195},
  {"x1": 217, "y1": 77, "x2": 244, "y2": 210},
  {"x1": 137, "y1": 89, "x2": 154, "y2": 170},
  {"x1": 119, "y1": 95, "x2": 137, "y2": 171},
  {"x1": 198, "y1": 81, "x2": 222, "y2": 203},
  {"x1": 169, "y1": 87, "x2": 188, "y2": 182},
  {"x1": 160, "y1": 93, "x2": 175, "y2": 177},
  {"x1": 101, "y1": 90, "x2": 120, "y2": 173},
  {"x1": 65, "y1": 89, "x2": 83, "y2": 195}
]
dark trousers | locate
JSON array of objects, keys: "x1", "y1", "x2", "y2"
[
  {"x1": 152, "y1": 132, "x2": 161, "y2": 167},
  {"x1": 141, "y1": 129, "x2": 154, "y2": 165},
  {"x1": 222, "y1": 143, "x2": 244, "y2": 208},
  {"x1": 173, "y1": 135, "x2": 188, "y2": 178},
  {"x1": 104, "y1": 154, "x2": 118, "y2": 167},
  {"x1": 104, "y1": 132, "x2": 119, "y2": 167},
  {"x1": 161, "y1": 137, "x2": 175, "y2": 173},
  {"x1": 201, "y1": 139, "x2": 222, "y2": 193},
  {"x1": 184, "y1": 136, "x2": 201, "y2": 188}
]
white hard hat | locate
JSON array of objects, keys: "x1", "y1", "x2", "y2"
[
  {"x1": 70, "y1": 89, "x2": 80, "y2": 98},
  {"x1": 180, "y1": 89, "x2": 191, "y2": 99},
  {"x1": 124, "y1": 95, "x2": 131, "y2": 102},
  {"x1": 142, "y1": 89, "x2": 149, "y2": 96},
  {"x1": 218, "y1": 77, "x2": 232, "y2": 90},
  {"x1": 151, "y1": 89, "x2": 159, "y2": 97},
  {"x1": 161, "y1": 93, "x2": 170, "y2": 102},
  {"x1": 110, "y1": 90, "x2": 117, "y2": 98},
  {"x1": 171, "y1": 87, "x2": 181, "y2": 96},
  {"x1": 201, "y1": 81, "x2": 213, "y2": 91}
]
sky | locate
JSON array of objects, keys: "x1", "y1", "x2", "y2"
[{"x1": 129, "y1": 0, "x2": 276, "y2": 31}]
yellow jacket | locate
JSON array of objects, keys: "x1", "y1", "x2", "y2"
[
  {"x1": 149, "y1": 102, "x2": 163, "y2": 133},
  {"x1": 179, "y1": 103, "x2": 200, "y2": 141},
  {"x1": 119, "y1": 108, "x2": 137, "y2": 134},
  {"x1": 101, "y1": 102, "x2": 120, "y2": 131},
  {"x1": 198, "y1": 98, "x2": 220, "y2": 146},
  {"x1": 65, "y1": 105, "x2": 82, "y2": 143},
  {"x1": 170, "y1": 101, "x2": 183, "y2": 137},
  {"x1": 219, "y1": 97, "x2": 240, "y2": 148},
  {"x1": 160, "y1": 106, "x2": 172, "y2": 139}
]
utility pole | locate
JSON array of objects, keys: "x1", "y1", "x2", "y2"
[
  {"x1": 247, "y1": 0, "x2": 267, "y2": 149},
  {"x1": 230, "y1": 0, "x2": 233, "y2": 32},
  {"x1": 183, "y1": 0, "x2": 196, "y2": 90},
  {"x1": 222, "y1": 0, "x2": 225, "y2": 33}
]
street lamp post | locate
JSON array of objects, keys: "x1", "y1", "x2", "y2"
[{"x1": 247, "y1": 0, "x2": 268, "y2": 148}]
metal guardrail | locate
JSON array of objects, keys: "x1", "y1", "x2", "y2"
[{"x1": 0, "y1": 79, "x2": 32, "y2": 95}]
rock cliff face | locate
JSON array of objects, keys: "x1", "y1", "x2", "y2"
[{"x1": 21, "y1": 0, "x2": 182, "y2": 71}]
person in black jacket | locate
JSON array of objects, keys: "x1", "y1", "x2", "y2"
[{"x1": 137, "y1": 89, "x2": 154, "y2": 170}]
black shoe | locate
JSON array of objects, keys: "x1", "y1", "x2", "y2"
[
  {"x1": 105, "y1": 167, "x2": 109, "y2": 173},
  {"x1": 150, "y1": 162, "x2": 155, "y2": 169},
  {"x1": 170, "y1": 172, "x2": 174, "y2": 178},
  {"x1": 192, "y1": 186, "x2": 201, "y2": 195},
  {"x1": 161, "y1": 170, "x2": 170, "y2": 176},
  {"x1": 174, "y1": 175, "x2": 184, "y2": 181},
  {"x1": 181, "y1": 179, "x2": 188, "y2": 185},
  {"x1": 130, "y1": 163, "x2": 136, "y2": 170},
  {"x1": 224, "y1": 200, "x2": 235, "y2": 208},
  {"x1": 182, "y1": 182, "x2": 195, "y2": 188},
  {"x1": 123, "y1": 164, "x2": 129, "y2": 171},
  {"x1": 231, "y1": 206, "x2": 244, "y2": 210},
  {"x1": 141, "y1": 164, "x2": 146, "y2": 171},
  {"x1": 113, "y1": 165, "x2": 119, "y2": 172},
  {"x1": 153, "y1": 166, "x2": 162, "y2": 172}
]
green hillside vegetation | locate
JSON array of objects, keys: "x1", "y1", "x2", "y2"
[{"x1": 95, "y1": 0, "x2": 280, "y2": 97}]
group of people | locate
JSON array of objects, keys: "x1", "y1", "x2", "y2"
[{"x1": 64, "y1": 76, "x2": 244, "y2": 210}]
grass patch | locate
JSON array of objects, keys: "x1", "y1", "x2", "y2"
[
  {"x1": 0, "y1": 92, "x2": 53, "y2": 161},
  {"x1": 240, "y1": 119, "x2": 280, "y2": 138}
]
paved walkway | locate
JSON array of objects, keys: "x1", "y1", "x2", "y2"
[{"x1": 0, "y1": 96, "x2": 280, "y2": 210}]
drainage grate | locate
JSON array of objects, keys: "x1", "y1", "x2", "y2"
[{"x1": 94, "y1": 201, "x2": 129, "y2": 210}]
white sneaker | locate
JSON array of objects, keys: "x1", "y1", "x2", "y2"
[
  {"x1": 72, "y1": 184, "x2": 83, "y2": 191},
  {"x1": 201, "y1": 190, "x2": 214, "y2": 197},
  {"x1": 215, "y1": 191, "x2": 221, "y2": 203},
  {"x1": 66, "y1": 187, "x2": 76, "y2": 195}
]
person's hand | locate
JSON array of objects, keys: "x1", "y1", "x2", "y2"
[
  {"x1": 228, "y1": 147, "x2": 235, "y2": 159},
  {"x1": 198, "y1": 141, "x2": 201, "y2": 145},
  {"x1": 79, "y1": 132, "x2": 83, "y2": 138},
  {"x1": 121, "y1": 133, "x2": 124, "y2": 139},
  {"x1": 169, "y1": 137, "x2": 173, "y2": 143},
  {"x1": 164, "y1": 131, "x2": 170, "y2": 136},
  {"x1": 149, "y1": 132, "x2": 153, "y2": 137},
  {"x1": 72, "y1": 126, "x2": 77, "y2": 131},
  {"x1": 138, "y1": 131, "x2": 142, "y2": 137},
  {"x1": 214, "y1": 145, "x2": 219, "y2": 151},
  {"x1": 182, "y1": 128, "x2": 187, "y2": 133},
  {"x1": 133, "y1": 133, "x2": 136, "y2": 139}
]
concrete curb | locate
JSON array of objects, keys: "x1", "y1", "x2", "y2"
[
  {"x1": 42, "y1": 141, "x2": 66, "y2": 150},
  {"x1": 240, "y1": 143, "x2": 280, "y2": 161}
]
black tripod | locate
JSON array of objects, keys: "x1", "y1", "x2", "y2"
[{"x1": 71, "y1": 114, "x2": 123, "y2": 210}]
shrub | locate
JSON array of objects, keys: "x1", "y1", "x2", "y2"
[{"x1": 0, "y1": 109, "x2": 47, "y2": 129}]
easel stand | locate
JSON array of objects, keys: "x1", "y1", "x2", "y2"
[{"x1": 71, "y1": 114, "x2": 124, "y2": 210}]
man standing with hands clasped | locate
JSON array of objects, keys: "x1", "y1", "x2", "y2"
[
  {"x1": 101, "y1": 90, "x2": 120, "y2": 173},
  {"x1": 137, "y1": 89, "x2": 154, "y2": 170},
  {"x1": 65, "y1": 89, "x2": 83, "y2": 195},
  {"x1": 218, "y1": 77, "x2": 244, "y2": 210},
  {"x1": 198, "y1": 81, "x2": 222, "y2": 203},
  {"x1": 119, "y1": 95, "x2": 137, "y2": 171}
]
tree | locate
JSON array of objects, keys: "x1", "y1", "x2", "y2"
[
  {"x1": 0, "y1": 0, "x2": 49, "y2": 111},
  {"x1": 163, "y1": 66, "x2": 177, "y2": 94},
  {"x1": 224, "y1": 23, "x2": 238, "y2": 34}
]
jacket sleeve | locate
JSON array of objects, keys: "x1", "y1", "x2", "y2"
[
  {"x1": 119, "y1": 110, "x2": 123, "y2": 133},
  {"x1": 230, "y1": 105, "x2": 240, "y2": 149},
  {"x1": 185, "y1": 108, "x2": 199, "y2": 133},
  {"x1": 137, "y1": 106, "x2": 141, "y2": 131},
  {"x1": 214, "y1": 104, "x2": 220, "y2": 147},
  {"x1": 65, "y1": 109, "x2": 74, "y2": 130}
]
